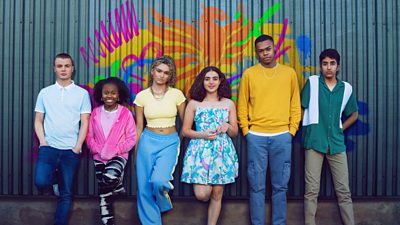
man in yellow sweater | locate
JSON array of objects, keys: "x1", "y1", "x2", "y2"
[{"x1": 237, "y1": 34, "x2": 301, "y2": 225}]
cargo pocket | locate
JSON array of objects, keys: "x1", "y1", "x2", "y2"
[{"x1": 247, "y1": 161, "x2": 264, "y2": 192}]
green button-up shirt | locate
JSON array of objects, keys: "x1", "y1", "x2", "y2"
[{"x1": 301, "y1": 75, "x2": 358, "y2": 154}]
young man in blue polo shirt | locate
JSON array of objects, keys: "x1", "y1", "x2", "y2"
[
  {"x1": 34, "y1": 53, "x2": 91, "y2": 225},
  {"x1": 301, "y1": 49, "x2": 358, "y2": 225}
]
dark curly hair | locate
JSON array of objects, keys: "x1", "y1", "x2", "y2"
[
  {"x1": 148, "y1": 55, "x2": 177, "y2": 87},
  {"x1": 189, "y1": 66, "x2": 231, "y2": 101},
  {"x1": 93, "y1": 77, "x2": 132, "y2": 107}
]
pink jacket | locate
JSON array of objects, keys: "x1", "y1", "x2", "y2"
[{"x1": 86, "y1": 105, "x2": 137, "y2": 163}]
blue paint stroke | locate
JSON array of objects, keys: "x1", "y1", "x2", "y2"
[
  {"x1": 122, "y1": 58, "x2": 154, "y2": 102},
  {"x1": 344, "y1": 101, "x2": 370, "y2": 151},
  {"x1": 227, "y1": 74, "x2": 242, "y2": 83},
  {"x1": 122, "y1": 58, "x2": 153, "y2": 83},
  {"x1": 296, "y1": 35, "x2": 312, "y2": 64}
]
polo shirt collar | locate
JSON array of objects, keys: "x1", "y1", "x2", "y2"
[{"x1": 55, "y1": 81, "x2": 75, "y2": 90}]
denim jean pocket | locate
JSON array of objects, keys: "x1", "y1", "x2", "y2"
[
  {"x1": 70, "y1": 149, "x2": 81, "y2": 156},
  {"x1": 284, "y1": 132, "x2": 292, "y2": 143},
  {"x1": 245, "y1": 132, "x2": 253, "y2": 141},
  {"x1": 38, "y1": 145, "x2": 49, "y2": 151}
]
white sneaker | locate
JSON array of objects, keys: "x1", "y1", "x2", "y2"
[{"x1": 53, "y1": 184, "x2": 59, "y2": 196}]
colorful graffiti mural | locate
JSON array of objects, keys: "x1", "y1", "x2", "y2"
[
  {"x1": 78, "y1": 0, "x2": 369, "y2": 151},
  {"x1": 79, "y1": 0, "x2": 316, "y2": 104}
]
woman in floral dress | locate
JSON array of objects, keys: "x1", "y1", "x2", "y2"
[{"x1": 181, "y1": 66, "x2": 239, "y2": 225}]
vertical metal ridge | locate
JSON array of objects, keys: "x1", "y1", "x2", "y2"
[{"x1": 0, "y1": 0, "x2": 399, "y2": 198}]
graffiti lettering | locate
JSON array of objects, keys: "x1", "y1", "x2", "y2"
[{"x1": 80, "y1": 0, "x2": 139, "y2": 66}]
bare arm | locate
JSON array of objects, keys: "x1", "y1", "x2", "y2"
[
  {"x1": 226, "y1": 100, "x2": 239, "y2": 138},
  {"x1": 73, "y1": 113, "x2": 90, "y2": 154},
  {"x1": 34, "y1": 112, "x2": 47, "y2": 146},
  {"x1": 177, "y1": 101, "x2": 186, "y2": 123},
  {"x1": 177, "y1": 101, "x2": 186, "y2": 141},
  {"x1": 342, "y1": 112, "x2": 358, "y2": 130},
  {"x1": 134, "y1": 105, "x2": 145, "y2": 162},
  {"x1": 181, "y1": 101, "x2": 197, "y2": 138}
]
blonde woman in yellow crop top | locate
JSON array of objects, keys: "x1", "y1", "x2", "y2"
[{"x1": 134, "y1": 55, "x2": 186, "y2": 225}]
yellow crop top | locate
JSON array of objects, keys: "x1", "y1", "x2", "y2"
[{"x1": 134, "y1": 87, "x2": 186, "y2": 128}]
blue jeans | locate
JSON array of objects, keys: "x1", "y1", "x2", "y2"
[
  {"x1": 246, "y1": 132, "x2": 292, "y2": 225},
  {"x1": 35, "y1": 146, "x2": 80, "y2": 225}
]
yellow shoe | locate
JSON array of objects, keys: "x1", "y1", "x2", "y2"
[{"x1": 159, "y1": 191, "x2": 173, "y2": 212}]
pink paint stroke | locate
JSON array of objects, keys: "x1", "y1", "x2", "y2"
[{"x1": 274, "y1": 18, "x2": 292, "y2": 60}]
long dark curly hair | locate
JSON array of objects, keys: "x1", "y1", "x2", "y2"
[
  {"x1": 93, "y1": 77, "x2": 132, "y2": 107},
  {"x1": 148, "y1": 55, "x2": 177, "y2": 87},
  {"x1": 189, "y1": 66, "x2": 231, "y2": 101}
]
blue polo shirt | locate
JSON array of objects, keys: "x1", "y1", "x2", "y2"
[{"x1": 35, "y1": 81, "x2": 92, "y2": 149}]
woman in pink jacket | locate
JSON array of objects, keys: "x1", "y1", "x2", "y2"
[{"x1": 86, "y1": 77, "x2": 137, "y2": 225}]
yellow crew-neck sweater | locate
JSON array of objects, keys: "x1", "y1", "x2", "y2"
[{"x1": 237, "y1": 63, "x2": 301, "y2": 136}]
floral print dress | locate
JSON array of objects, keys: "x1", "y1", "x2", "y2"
[{"x1": 181, "y1": 107, "x2": 239, "y2": 185}]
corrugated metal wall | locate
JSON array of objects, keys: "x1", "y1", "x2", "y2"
[{"x1": 0, "y1": 0, "x2": 399, "y2": 198}]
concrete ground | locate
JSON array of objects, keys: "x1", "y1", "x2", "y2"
[{"x1": 0, "y1": 197, "x2": 399, "y2": 225}]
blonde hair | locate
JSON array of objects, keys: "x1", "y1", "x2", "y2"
[{"x1": 148, "y1": 55, "x2": 177, "y2": 87}]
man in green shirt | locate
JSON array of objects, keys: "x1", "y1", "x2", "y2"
[{"x1": 301, "y1": 49, "x2": 358, "y2": 225}]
